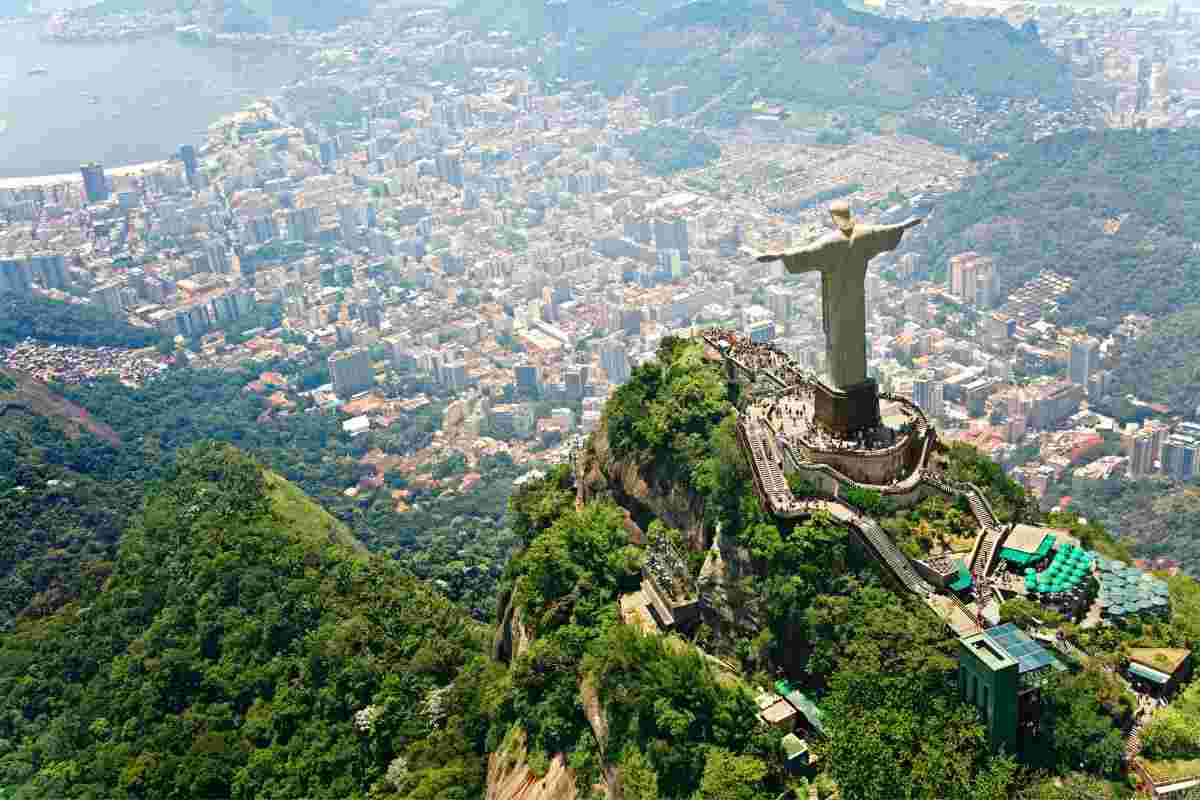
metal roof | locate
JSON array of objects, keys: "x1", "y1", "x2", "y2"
[
  {"x1": 1128, "y1": 662, "x2": 1172, "y2": 685},
  {"x1": 986, "y1": 623, "x2": 1064, "y2": 675}
]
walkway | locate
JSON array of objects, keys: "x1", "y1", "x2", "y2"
[{"x1": 704, "y1": 328, "x2": 1022, "y2": 636}]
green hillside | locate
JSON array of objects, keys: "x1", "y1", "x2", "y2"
[
  {"x1": 922, "y1": 129, "x2": 1200, "y2": 331},
  {"x1": 0, "y1": 443, "x2": 490, "y2": 799},
  {"x1": 1111, "y1": 305, "x2": 1200, "y2": 413},
  {"x1": 454, "y1": 0, "x2": 1068, "y2": 129},
  {"x1": 0, "y1": 295, "x2": 161, "y2": 350},
  {"x1": 5, "y1": 337, "x2": 1200, "y2": 798}
]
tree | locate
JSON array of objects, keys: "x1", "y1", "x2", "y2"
[
  {"x1": 1029, "y1": 671, "x2": 1126, "y2": 775},
  {"x1": 696, "y1": 748, "x2": 770, "y2": 800},
  {"x1": 620, "y1": 748, "x2": 660, "y2": 800},
  {"x1": 1141, "y1": 708, "x2": 1200, "y2": 761}
]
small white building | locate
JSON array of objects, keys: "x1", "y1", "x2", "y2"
[{"x1": 342, "y1": 415, "x2": 371, "y2": 437}]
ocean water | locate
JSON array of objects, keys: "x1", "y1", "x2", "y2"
[{"x1": 0, "y1": 21, "x2": 307, "y2": 178}]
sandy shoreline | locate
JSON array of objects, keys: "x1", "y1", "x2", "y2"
[{"x1": 0, "y1": 159, "x2": 170, "y2": 190}]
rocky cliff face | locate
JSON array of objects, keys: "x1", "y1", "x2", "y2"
[
  {"x1": 486, "y1": 729, "x2": 579, "y2": 800},
  {"x1": 575, "y1": 418, "x2": 709, "y2": 551},
  {"x1": 493, "y1": 588, "x2": 534, "y2": 664}
]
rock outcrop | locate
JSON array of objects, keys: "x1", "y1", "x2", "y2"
[
  {"x1": 493, "y1": 589, "x2": 535, "y2": 664},
  {"x1": 575, "y1": 418, "x2": 708, "y2": 551},
  {"x1": 486, "y1": 729, "x2": 578, "y2": 800}
]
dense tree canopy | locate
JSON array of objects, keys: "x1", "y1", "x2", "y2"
[
  {"x1": 921, "y1": 129, "x2": 1200, "y2": 330},
  {"x1": 0, "y1": 444, "x2": 491, "y2": 799},
  {"x1": 0, "y1": 295, "x2": 161, "y2": 349},
  {"x1": 1111, "y1": 305, "x2": 1200, "y2": 413}
]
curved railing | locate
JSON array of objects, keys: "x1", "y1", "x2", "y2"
[
  {"x1": 737, "y1": 414, "x2": 934, "y2": 598},
  {"x1": 705, "y1": 327, "x2": 1013, "y2": 607}
]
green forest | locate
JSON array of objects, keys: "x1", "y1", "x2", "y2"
[
  {"x1": 621, "y1": 128, "x2": 722, "y2": 177},
  {"x1": 0, "y1": 296, "x2": 161, "y2": 350},
  {"x1": 921, "y1": 129, "x2": 1200, "y2": 331},
  {"x1": 1110, "y1": 305, "x2": 1200, "y2": 413},
  {"x1": 0, "y1": 357, "x2": 525, "y2": 628},
  {"x1": 4, "y1": 321, "x2": 1200, "y2": 797}
]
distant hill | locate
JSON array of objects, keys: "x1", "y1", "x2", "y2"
[
  {"x1": 921, "y1": 129, "x2": 1200, "y2": 331},
  {"x1": 454, "y1": 0, "x2": 1069, "y2": 123}
]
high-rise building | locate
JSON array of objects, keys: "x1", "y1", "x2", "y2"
[
  {"x1": 598, "y1": 334, "x2": 631, "y2": 385},
  {"x1": 912, "y1": 375, "x2": 945, "y2": 418},
  {"x1": 1162, "y1": 433, "x2": 1199, "y2": 481},
  {"x1": 653, "y1": 216, "x2": 689, "y2": 262},
  {"x1": 179, "y1": 144, "x2": 198, "y2": 184},
  {"x1": 328, "y1": 347, "x2": 375, "y2": 397},
  {"x1": 286, "y1": 206, "x2": 320, "y2": 242},
  {"x1": 435, "y1": 150, "x2": 464, "y2": 188},
  {"x1": 80, "y1": 162, "x2": 108, "y2": 204},
  {"x1": 1150, "y1": 62, "x2": 1170, "y2": 112},
  {"x1": 0, "y1": 258, "x2": 33, "y2": 295},
  {"x1": 948, "y1": 251, "x2": 994, "y2": 307},
  {"x1": 201, "y1": 240, "x2": 229, "y2": 274},
  {"x1": 1068, "y1": 338, "x2": 1097, "y2": 386},
  {"x1": 1130, "y1": 432, "x2": 1156, "y2": 476},
  {"x1": 442, "y1": 359, "x2": 467, "y2": 391},
  {"x1": 1136, "y1": 55, "x2": 1153, "y2": 111},
  {"x1": 765, "y1": 286, "x2": 793, "y2": 326}
]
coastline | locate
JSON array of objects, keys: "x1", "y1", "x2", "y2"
[{"x1": 0, "y1": 160, "x2": 170, "y2": 191}]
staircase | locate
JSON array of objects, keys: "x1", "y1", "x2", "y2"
[
  {"x1": 738, "y1": 417, "x2": 934, "y2": 600},
  {"x1": 850, "y1": 513, "x2": 935, "y2": 598},
  {"x1": 964, "y1": 489, "x2": 1005, "y2": 587},
  {"x1": 966, "y1": 491, "x2": 997, "y2": 530},
  {"x1": 1125, "y1": 719, "x2": 1146, "y2": 762}
]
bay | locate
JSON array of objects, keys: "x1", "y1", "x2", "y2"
[{"x1": 0, "y1": 21, "x2": 308, "y2": 179}]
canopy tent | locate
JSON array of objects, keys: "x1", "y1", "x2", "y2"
[
  {"x1": 999, "y1": 533, "x2": 1056, "y2": 566},
  {"x1": 949, "y1": 560, "x2": 973, "y2": 592}
]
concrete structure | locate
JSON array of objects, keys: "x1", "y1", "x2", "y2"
[
  {"x1": 948, "y1": 251, "x2": 995, "y2": 308},
  {"x1": 80, "y1": 162, "x2": 108, "y2": 203},
  {"x1": 959, "y1": 629, "x2": 1020, "y2": 753},
  {"x1": 1069, "y1": 338, "x2": 1097, "y2": 386},
  {"x1": 751, "y1": 204, "x2": 921, "y2": 434},
  {"x1": 328, "y1": 346, "x2": 374, "y2": 397}
]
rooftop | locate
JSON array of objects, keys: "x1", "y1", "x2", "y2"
[
  {"x1": 986, "y1": 623, "x2": 1065, "y2": 676},
  {"x1": 1129, "y1": 647, "x2": 1191, "y2": 676}
]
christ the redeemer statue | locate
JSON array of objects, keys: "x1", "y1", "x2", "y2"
[{"x1": 745, "y1": 201, "x2": 922, "y2": 392}]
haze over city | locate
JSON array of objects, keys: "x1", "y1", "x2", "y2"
[{"x1": 2, "y1": 0, "x2": 1200, "y2": 797}]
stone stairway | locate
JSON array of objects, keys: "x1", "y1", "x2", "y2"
[
  {"x1": 739, "y1": 416, "x2": 934, "y2": 600},
  {"x1": 850, "y1": 512, "x2": 935, "y2": 598},
  {"x1": 964, "y1": 489, "x2": 1006, "y2": 588},
  {"x1": 1125, "y1": 719, "x2": 1146, "y2": 761}
]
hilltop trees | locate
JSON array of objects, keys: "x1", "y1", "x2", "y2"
[{"x1": 0, "y1": 443, "x2": 491, "y2": 799}]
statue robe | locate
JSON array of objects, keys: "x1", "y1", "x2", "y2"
[{"x1": 780, "y1": 223, "x2": 907, "y2": 391}]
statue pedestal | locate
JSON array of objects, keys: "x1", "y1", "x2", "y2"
[{"x1": 813, "y1": 378, "x2": 881, "y2": 438}]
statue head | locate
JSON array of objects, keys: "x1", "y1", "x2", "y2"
[{"x1": 830, "y1": 200, "x2": 854, "y2": 235}]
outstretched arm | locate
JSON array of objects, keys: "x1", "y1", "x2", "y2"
[
  {"x1": 741, "y1": 236, "x2": 835, "y2": 274},
  {"x1": 855, "y1": 217, "x2": 923, "y2": 259}
]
